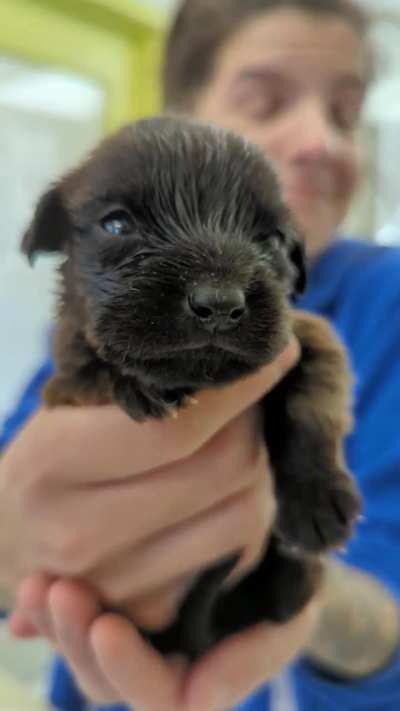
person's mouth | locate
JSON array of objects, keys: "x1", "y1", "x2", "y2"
[{"x1": 283, "y1": 170, "x2": 338, "y2": 201}]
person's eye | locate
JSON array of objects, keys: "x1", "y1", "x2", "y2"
[
  {"x1": 101, "y1": 210, "x2": 134, "y2": 236},
  {"x1": 231, "y1": 82, "x2": 284, "y2": 123},
  {"x1": 246, "y1": 94, "x2": 283, "y2": 122},
  {"x1": 332, "y1": 100, "x2": 363, "y2": 133}
]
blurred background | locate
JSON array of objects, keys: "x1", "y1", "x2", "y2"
[
  {"x1": 0, "y1": 0, "x2": 399, "y2": 708},
  {"x1": 1, "y1": 0, "x2": 400, "y2": 430}
]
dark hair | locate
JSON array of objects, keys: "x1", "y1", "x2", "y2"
[{"x1": 163, "y1": 0, "x2": 372, "y2": 110}]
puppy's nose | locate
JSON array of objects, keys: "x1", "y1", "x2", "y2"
[{"x1": 187, "y1": 285, "x2": 246, "y2": 331}]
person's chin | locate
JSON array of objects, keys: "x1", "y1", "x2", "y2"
[
  {"x1": 300, "y1": 225, "x2": 335, "y2": 260},
  {"x1": 284, "y1": 191, "x2": 341, "y2": 258},
  {"x1": 285, "y1": 187, "x2": 319, "y2": 202},
  {"x1": 286, "y1": 212, "x2": 333, "y2": 258}
]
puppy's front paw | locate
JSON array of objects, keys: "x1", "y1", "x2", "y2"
[
  {"x1": 113, "y1": 377, "x2": 170, "y2": 421},
  {"x1": 43, "y1": 376, "x2": 80, "y2": 407},
  {"x1": 114, "y1": 380, "x2": 198, "y2": 421},
  {"x1": 276, "y1": 469, "x2": 361, "y2": 553},
  {"x1": 161, "y1": 388, "x2": 198, "y2": 410},
  {"x1": 43, "y1": 374, "x2": 113, "y2": 407}
]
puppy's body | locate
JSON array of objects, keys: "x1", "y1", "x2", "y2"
[{"x1": 23, "y1": 116, "x2": 361, "y2": 659}]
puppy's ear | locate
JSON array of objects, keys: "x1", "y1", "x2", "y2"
[
  {"x1": 21, "y1": 186, "x2": 72, "y2": 264},
  {"x1": 289, "y1": 238, "x2": 307, "y2": 295},
  {"x1": 278, "y1": 212, "x2": 307, "y2": 296}
]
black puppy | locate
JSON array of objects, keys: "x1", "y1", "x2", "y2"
[{"x1": 22, "y1": 115, "x2": 361, "y2": 659}]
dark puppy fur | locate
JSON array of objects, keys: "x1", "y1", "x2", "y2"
[{"x1": 22, "y1": 115, "x2": 361, "y2": 659}]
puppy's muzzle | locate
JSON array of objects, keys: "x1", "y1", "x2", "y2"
[{"x1": 186, "y1": 284, "x2": 247, "y2": 332}]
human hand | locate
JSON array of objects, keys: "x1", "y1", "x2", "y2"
[
  {"x1": 12, "y1": 574, "x2": 319, "y2": 710},
  {"x1": 2, "y1": 339, "x2": 299, "y2": 627},
  {"x1": 10, "y1": 402, "x2": 275, "y2": 636}
]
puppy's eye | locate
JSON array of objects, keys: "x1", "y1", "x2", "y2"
[
  {"x1": 101, "y1": 210, "x2": 133, "y2": 236},
  {"x1": 269, "y1": 230, "x2": 286, "y2": 248},
  {"x1": 254, "y1": 230, "x2": 285, "y2": 248}
]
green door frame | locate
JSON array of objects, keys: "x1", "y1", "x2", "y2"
[{"x1": 0, "y1": 0, "x2": 165, "y2": 131}]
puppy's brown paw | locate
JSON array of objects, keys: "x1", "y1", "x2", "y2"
[
  {"x1": 113, "y1": 377, "x2": 171, "y2": 421},
  {"x1": 43, "y1": 377, "x2": 78, "y2": 407},
  {"x1": 43, "y1": 374, "x2": 112, "y2": 407},
  {"x1": 276, "y1": 469, "x2": 362, "y2": 553}
]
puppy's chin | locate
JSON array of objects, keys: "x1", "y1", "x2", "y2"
[
  {"x1": 100, "y1": 333, "x2": 288, "y2": 391},
  {"x1": 86, "y1": 277, "x2": 291, "y2": 390},
  {"x1": 123, "y1": 348, "x2": 262, "y2": 389}
]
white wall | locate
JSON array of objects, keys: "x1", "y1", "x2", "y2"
[{"x1": 0, "y1": 60, "x2": 104, "y2": 422}]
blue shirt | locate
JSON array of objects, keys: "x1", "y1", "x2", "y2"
[{"x1": 1, "y1": 238, "x2": 400, "y2": 711}]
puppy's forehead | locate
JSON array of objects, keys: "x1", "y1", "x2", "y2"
[{"x1": 63, "y1": 117, "x2": 282, "y2": 220}]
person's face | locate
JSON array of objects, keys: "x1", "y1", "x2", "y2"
[{"x1": 192, "y1": 9, "x2": 368, "y2": 258}]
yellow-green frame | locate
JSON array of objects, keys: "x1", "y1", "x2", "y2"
[{"x1": 0, "y1": 0, "x2": 166, "y2": 132}]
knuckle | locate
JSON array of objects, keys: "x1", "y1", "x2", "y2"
[
  {"x1": 118, "y1": 583, "x2": 182, "y2": 630},
  {"x1": 46, "y1": 528, "x2": 93, "y2": 575},
  {"x1": 229, "y1": 455, "x2": 260, "y2": 492},
  {"x1": 54, "y1": 533, "x2": 83, "y2": 573},
  {"x1": 234, "y1": 440, "x2": 273, "y2": 496},
  {"x1": 131, "y1": 599, "x2": 177, "y2": 630},
  {"x1": 240, "y1": 477, "x2": 276, "y2": 538},
  {"x1": 222, "y1": 434, "x2": 267, "y2": 494}
]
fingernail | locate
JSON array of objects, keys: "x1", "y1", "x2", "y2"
[{"x1": 27, "y1": 610, "x2": 56, "y2": 642}]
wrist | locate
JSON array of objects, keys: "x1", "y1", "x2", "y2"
[{"x1": 304, "y1": 559, "x2": 400, "y2": 679}]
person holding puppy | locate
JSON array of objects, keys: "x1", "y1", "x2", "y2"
[{"x1": 1, "y1": 1, "x2": 400, "y2": 710}]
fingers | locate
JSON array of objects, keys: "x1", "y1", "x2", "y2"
[
  {"x1": 89, "y1": 464, "x2": 273, "y2": 608},
  {"x1": 8, "y1": 613, "x2": 39, "y2": 639},
  {"x1": 16, "y1": 338, "x2": 298, "y2": 485},
  {"x1": 90, "y1": 614, "x2": 188, "y2": 711},
  {"x1": 12, "y1": 575, "x2": 121, "y2": 704},
  {"x1": 13, "y1": 412, "x2": 274, "y2": 629},
  {"x1": 184, "y1": 601, "x2": 320, "y2": 710},
  {"x1": 9, "y1": 572, "x2": 57, "y2": 642},
  {"x1": 34, "y1": 407, "x2": 271, "y2": 580},
  {"x1": 12, "y1": 574, "x2": 319, "y2": 711},
  {"x1": 90, "y1": 603, "x2": 318, "y2": 711},
  {"x1": 2, "y1": 339, "x2": 291, "y2": 604},
  {"x1": 12, "y1": 576, "x2": 189, "y2": 708},
  {"x1": 11, "y1": 448, "x2": 271, "y2": 633},
  {"x1": 47, "y1": 580, "x2": 121, "y2": 704},
  {"x1": 120, "y1": 576, "x2": 196, "y2": 630},
  {"x1": 154, "y1": 337, "x2": 300, "y2": 463}
]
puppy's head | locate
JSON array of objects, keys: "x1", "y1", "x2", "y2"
[{"x1": 22, "y1": 116, "x2": 306, "y2": 389}]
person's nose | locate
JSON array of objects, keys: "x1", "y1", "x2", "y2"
[{"x1": 291, "y1": 99, "x2": 343, "y2": 165}]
